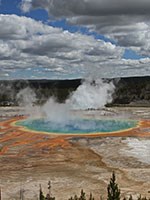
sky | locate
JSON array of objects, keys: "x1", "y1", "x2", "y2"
[{"x1": 0, "y1": 0, "x2": 150, "y2": 79}]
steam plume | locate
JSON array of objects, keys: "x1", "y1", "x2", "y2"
[
  {"x1": 16, "y1": 78, "x2": 115, "y2": 121},
  {"x1": 16, "y1": 87, "x2": 40, "y2": 117},
  {"x1": 67, "y1": 78, "x2": 115, "y2": 110}
]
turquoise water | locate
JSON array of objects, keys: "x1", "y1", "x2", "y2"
[{"x1": 16, "y1": 118, "x2": 137, "y2": 134}]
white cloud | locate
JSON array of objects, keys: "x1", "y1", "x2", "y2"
[
  {"x1": 0, "y1": 14, "x2": 125, "y2": 79},
  {"x1": 21, "y1": 0, "x2": 33, "y2": 12},
  {"x1": 20, "y1": 0, "x2": 150, "y2": 57},
  {"x1": 67, "y1": 16, "x2": 150, "y2": 58},
  {"x1": 0, "y1": 13, "x2": 150, "y2": 79}
]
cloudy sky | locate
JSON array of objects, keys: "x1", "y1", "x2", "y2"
[{"x1": 0, "y1": 0, "x2": 150, "y2": 79}]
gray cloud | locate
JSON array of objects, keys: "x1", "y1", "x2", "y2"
[
  {"x1": 21, "y1": 0, "x2": 150, "y2": 57},
  {"x1": 21, "y1": 0, "x2": 150, "y2": 16}
]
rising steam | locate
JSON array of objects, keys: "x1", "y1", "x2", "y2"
[
  {"x1": 17, "y1": 78, "x2": 115, "y2": 122},
  {"x1": 42, "y1": 97, "x2": 74, "y2": 123},
  {"x1": 17, "y1": 87, "x2": 36, "y2": 107},
  {"x1": 16, "y1": 87, "x2": 41, "y2": 117},
  {"x1": 67, "y1": 78, "x2": 115, "y2": 110}
]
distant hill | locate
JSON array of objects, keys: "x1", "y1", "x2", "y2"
[{"x1": 0, "y1": 76, "x2": 150, "y2": 106}]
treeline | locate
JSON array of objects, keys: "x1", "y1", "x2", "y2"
[
  {"x1": 2, "y1": 173, "x2": 149, "y2": 200},
  {"x1": 39, "y1": 173, "x2": 150, "y2": 200},
  {"x1": 39, "y1": 172, "x2": 120, "y2": 200},
  {"x1": 0, "y1": 79, "x2": 81, "y2": 105},
  {"x1": 111, "y1": 76, "x2": 150, "y2": 106},
  {"x1": 0, "y1": 76, "x2": 150, "y2": 106}
]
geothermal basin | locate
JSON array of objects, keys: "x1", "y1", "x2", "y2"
[
  {"x1": 0, "y1": 107, "x2": 150, "y2": 200},
  {"x1": 15, "y1": 117, "x2": 138, "y2": 135}
]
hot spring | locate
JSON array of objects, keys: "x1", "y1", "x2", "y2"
[
  {"x1": 15, "y1": 79, "x2": 138, "y2": 135},
  {"x1": 16, "y1": 118, "x2": 137, "y2": 135}
]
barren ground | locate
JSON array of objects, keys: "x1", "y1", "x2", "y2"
[{"x1": 0, "y1": 107, "x2": 150, "y2": 200}]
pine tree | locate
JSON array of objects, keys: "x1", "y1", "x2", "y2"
[
  {"x1": 89, "y1": 193, "x2": 94, "y2": 200},
  {"x1": 39, "y1": 184, "x2": 45, "y2": 200},
  {"x1": 107, "y1": 172, "x2": 120, "y2": 200},
  {"x1": 74, "y1": 195, "x2": 78, "y2": 200},
  {"x1": 79, "y1": 189, "x2": 86, "y2": 200},
  {"x1": 137, "y1": 195, "x2": 142, "y2": 200},
  {"x1": 45, "y1": 181, "x2": 55, "y2": 200},
  {"x1": 68, "y1": 190, "x2": 86, "y2": 200},
  {"x1": 68, "y1": 194, "x2": 79, "y2": 200},
  {"x1": 68, "y1": 197, "x2": 74, "y2": 200},
  {"x1": 129, "y1": 195, "x2": 133, "y2": 200}
]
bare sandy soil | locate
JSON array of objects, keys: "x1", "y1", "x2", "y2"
[{"x1": 0, "y1": 107, "x2": 150, "y2": 200}]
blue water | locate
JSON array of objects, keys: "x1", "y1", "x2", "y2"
[{"x1": 16, "y1": 118, "x2": 137, "y2": 134}]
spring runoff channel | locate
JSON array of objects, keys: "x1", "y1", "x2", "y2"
[{"x1": 16, "y1": 117, "x2": 137, "y2": 135}]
